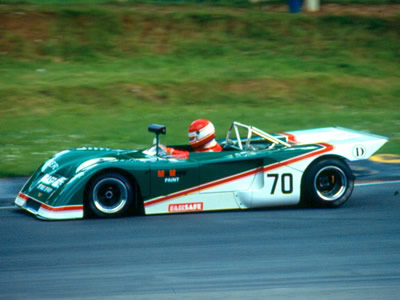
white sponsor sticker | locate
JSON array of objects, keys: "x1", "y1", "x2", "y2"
[
  {"x1": 168, "y1": 202, "x2": 203, "y2": 212},
  {"x1": 40, "y1": 174, "x2": 68, "y2": 189}
]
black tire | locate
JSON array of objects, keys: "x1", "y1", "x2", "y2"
[
  {"x1": 301, "y1": 159, "x2": 354, "y2": 208},
  {"x1": 87, "y1": 172, "x2": 134, "y2": 218}
]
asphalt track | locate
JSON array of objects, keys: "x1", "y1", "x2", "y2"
[{"x1": 0, "y1": 159, "x2": 400, "y2": 299}]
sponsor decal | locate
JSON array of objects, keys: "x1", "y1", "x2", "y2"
[
  {"x1": 168, "y1": 202, "x2": 203, "y2": 212},
  {"x1": 158, "y1": 169, "x2": 180, "y2": 183},
  {"x1": 48, "y1": 160, "x2": 59, "y2": 170},
  {"x1": 37, "y1": 183, "x2": 53, "y2": 194},
  {"x1": 158, "y1": 169, "x2": 177, "y2": 177},
  {"x1": 77, "y1": 147, "x2": 111, "y2": 151},
  {"x1": 353, "y1": 145, "x2": 366, "y2": 159},
  {"x1": 42, "y1": 159, "x2": 59, "y2": 171},
  {"x1": 40, "y1": 174, "x2": 67, "y2": 189},
  {"x1": 165, "y1": 177, "x2": 179, "y2": 183}
]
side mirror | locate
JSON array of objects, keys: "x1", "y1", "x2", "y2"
[
  {"x1": 148, "y1": 124, "x2": 166, "y2": 157},
  {"x1": 148, "y1": 124, "x2": 166, "y2": 135}
]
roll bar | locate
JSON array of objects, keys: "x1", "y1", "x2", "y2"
[{"x1": 225, "y1": 122, "x2": 291, "y2": 150}]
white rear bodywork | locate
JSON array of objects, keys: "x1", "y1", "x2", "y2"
[{"x1": 283, "y1": 127, "x2": 388, "y2": 161}]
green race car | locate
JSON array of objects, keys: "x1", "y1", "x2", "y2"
[{"x1": 15, "y1": 122, "x2": 388, "y2": 220}]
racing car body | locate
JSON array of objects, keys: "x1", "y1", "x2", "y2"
[{"x1": 15, "y1": 122, "x2": 388, "y2": 220}]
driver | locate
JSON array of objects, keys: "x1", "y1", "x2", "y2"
[
  {"x1": 165, "y1": 119, "x2": 222, "y2": 158},
  {"x1": 188, "y1": 119, "x2": 222, "y2": 152}
]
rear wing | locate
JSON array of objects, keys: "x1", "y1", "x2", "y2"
[{"x1": 283, "y1": 127, "x2": 388, "y2": 161}]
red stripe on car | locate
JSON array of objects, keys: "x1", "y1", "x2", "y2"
[
  {"x1": 144, "y1": 143, "x2": 334, "y2": 207},
  {"x1": 40, "y1": 203, "x2": 83, "y2": 212},
  {"x1": 279, "y1": 132, "x2": 298, "y2": 143},
  {"x1": 19, "y1": 192, "x2": 83, "y2": 212},
  {"x1": 17, "y1": 192, "x2": 30, "y2": 201}
]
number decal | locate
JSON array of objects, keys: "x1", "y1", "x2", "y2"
[
  {"x1": 267, "y1": 174, "x2": 279, "y2": 194},
  {"x1": 281, "y1": 173, "x2": 293, "y2": 194},
  {"x1": 267, "y1": 173, "x2": 293, "y2": 194}
]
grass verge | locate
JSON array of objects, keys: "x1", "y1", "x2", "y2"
[{"x1": 0, "y1": 4, "x2": 399, "y2": 176}]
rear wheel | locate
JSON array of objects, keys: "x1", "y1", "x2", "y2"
[
  {"x1": 87, "y1": 172, "x2": 134, "y2": 218},
  {"x1": 301, "y1": 159, "x2": 354, "y2": 208}
]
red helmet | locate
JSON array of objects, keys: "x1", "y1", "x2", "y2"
[{"x1": 188, "y1": 119, "x2": 216, "y2": 149}]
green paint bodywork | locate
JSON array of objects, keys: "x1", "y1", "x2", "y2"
[{"x1": 20, "y1": 139, "x2": 321, "y2": 210}]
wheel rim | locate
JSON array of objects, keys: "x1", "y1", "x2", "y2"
[
  {"x1": 314, "y1": 166, "x2": 348, "y2": 201},
  {"x1": 92, "y1": 178, "x2": 128, "y2": 214}
]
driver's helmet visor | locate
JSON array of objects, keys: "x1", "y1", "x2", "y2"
[{"x1": 188, "y1": 131, "x2": 198, "y2": 143}]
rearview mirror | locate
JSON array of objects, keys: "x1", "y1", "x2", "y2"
[
  {"x1": 148, "y1": 124, "x2": 166, "y2": 157},
  {"x1": 148, "y1": 124, "x2": 166, "y2": 135}
]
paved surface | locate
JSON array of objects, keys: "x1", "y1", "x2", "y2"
[
  {"x1": 0, "y1": 177, "x2": 28, "y2": 204},
  {"x1": 1, "y1": 182, "x2": 400, "y2": 299},
  {"x1": 349, "y1": 158, "x2": 400, "y2": 183},
  {"x1": 0, "y1": 158, "x2": 400, "y2": 299}
]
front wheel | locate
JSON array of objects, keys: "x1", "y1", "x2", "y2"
[
  {"x1": 87, "y1": 172, "x2": 134, "y2": 218},
  {"x1": 301, "y1": 159, "x2": 354, "y2": 208}
]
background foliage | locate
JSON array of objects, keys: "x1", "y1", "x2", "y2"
[{"x1": 0, "y1": 2, "x2": 399, "y2": 176}]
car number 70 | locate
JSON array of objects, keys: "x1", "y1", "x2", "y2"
[{"x1": 267, "y1": 173, "x2": 293, "y2": 194}]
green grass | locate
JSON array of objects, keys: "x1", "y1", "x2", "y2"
[{"x1": 0, "y1": 4, "x2": 399, "y2": 176}]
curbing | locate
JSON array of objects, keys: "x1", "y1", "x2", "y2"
[{"x1": 370, "y1": 154, "x2": 400, "y2": 164}]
